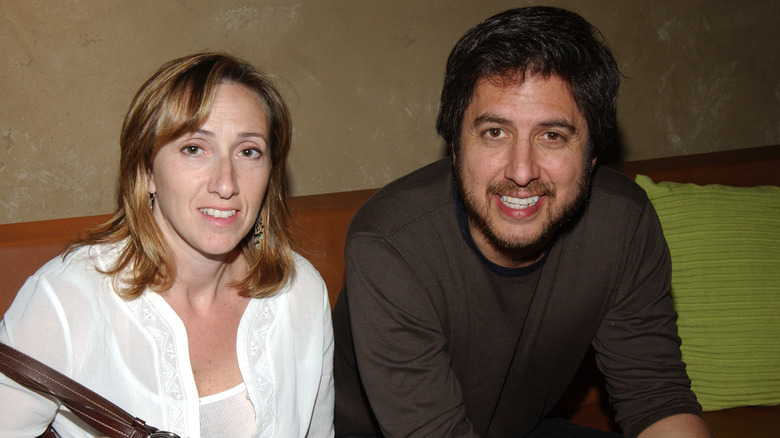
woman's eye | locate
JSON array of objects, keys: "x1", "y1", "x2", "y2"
[
  {"x1": 241, "y1": 148, "x2": 262, "y2": 158},
  {"x1": 182, "y1": 145, "x2": 202, "y2": 155}
]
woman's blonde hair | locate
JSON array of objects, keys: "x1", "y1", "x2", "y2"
[{"x1": 74, "y1": 52, "x2": 295, "y2": 299}]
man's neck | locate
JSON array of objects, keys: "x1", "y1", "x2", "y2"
[{"x1": 468, "y1": 220, "x2": 549, "y2": 268}]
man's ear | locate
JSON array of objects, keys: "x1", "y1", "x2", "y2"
[{"x1": 450, "y1": 142, "x2": 457, "y2": 160}]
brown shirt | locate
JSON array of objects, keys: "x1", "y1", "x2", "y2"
[{"x1": 333, "y1": 158, "x2": 701, "y2": 437}]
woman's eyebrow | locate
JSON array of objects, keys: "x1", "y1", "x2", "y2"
[{"x1": 194, "y1": 129, "x2": 267, "y2": 140}]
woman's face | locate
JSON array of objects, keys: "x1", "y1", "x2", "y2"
[{"x1": 148, "y1": 82, "x2": 271, "y2": 263}]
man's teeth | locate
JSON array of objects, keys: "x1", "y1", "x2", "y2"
[
  {"x1": 500, "y1": 195, "x2": 540, "y2": 209},
  {"x1": 200, "y1": 208, "x2": 237, "y2": 218}
]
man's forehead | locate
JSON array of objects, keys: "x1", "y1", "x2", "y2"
[
  {"x1": 475, "y1": 72, "x2": 573, "y2": 98},
  {"x1": 466, "y1": 74, "x2": 581, "y2": 118}
]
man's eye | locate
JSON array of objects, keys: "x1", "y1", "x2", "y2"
[
  {"x1": 545, "y1": 132, "x2": 563, "y2": 141},
  {"x1": 485, "y1": 128, "x2": 504, "y2": 138}
]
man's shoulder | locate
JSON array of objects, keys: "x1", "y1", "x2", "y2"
[
  {"x1": 565, "y1": 164, "x2": 657, "y2": 246},
  {"x1": 349, "y1": 157, "x2": 453, "y2": 237},
  {"x1": 591, "y1": 164, "x2": 650, "y2": 207}
]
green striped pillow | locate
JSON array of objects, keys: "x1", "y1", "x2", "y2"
[{"x1": 636, "y1": 175, "x2": 780, "y2": 411}]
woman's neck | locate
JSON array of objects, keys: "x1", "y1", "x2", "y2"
[{"x1": 164, "y1": 250, "x2": 247, "y2": 313}]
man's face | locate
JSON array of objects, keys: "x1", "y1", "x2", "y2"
[{"x1": 454, "y1": 74, "x2": 593, "y2": 267}]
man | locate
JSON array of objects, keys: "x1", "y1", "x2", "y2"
[{"x1": 333, "y1": 6, "x2": 713, "y2": 438}]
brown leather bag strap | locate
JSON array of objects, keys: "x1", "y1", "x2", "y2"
[{"x1": 0, "y1": 342, "x2": 178, "y2": 438}]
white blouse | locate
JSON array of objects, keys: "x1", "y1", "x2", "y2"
[{"x1": 0, "y1": 242, "x2": 334, "y2": 438}]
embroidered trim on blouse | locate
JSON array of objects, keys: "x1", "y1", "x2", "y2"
[{"x1": 247, "y1": 295, "x2": 279, "y2": 438}]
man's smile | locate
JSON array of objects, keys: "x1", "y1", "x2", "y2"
[{"x1": 499, "y1": 194, "x2": 540, "y2": 210}]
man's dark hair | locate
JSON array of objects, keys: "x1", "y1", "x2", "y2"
[{"x1": 436, "y1": 6, "x2": 620, "y2": 158}]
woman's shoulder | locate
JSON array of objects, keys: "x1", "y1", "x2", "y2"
[
  {"x1": 290, "y1": 251, "x2": 326, "y2": 289},
  {"x1": 290, "y1": 251, "x2": 322, "y2": 280},
  {"x1": 276, "y1": 251, "x2": 328, "y2": 308},
  {"x1": 10, "y1": 242, "x2": 125, "y2": 312},
  {"x1": 27, "y1": 242, "x2": 116, "y2": 286},
  {"x1": 3, "y1": 242, "x2": 127, "y2": 356}
]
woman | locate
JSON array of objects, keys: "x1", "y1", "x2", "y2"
[{"x1": 0, "y1": 53, "x2": 334, "y2": 437}]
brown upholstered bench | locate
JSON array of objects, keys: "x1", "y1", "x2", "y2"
[{"x1": 2, "y1": 144, "x2": 779, "y2": 436}]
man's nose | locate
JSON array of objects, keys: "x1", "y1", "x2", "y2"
[{"x1": 504, "y1": 141, "x2": 540, "y2": 186}]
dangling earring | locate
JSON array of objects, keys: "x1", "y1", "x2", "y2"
[
  {"x1": 149, "y1": 193, "x2": 155, "y2": 210},
  {"x1": 253, "y1": 215, "x2": 265, "y2": 249}
]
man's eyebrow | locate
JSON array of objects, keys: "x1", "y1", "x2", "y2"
[
  {"x1": 538, "y1": 119, "x2": 578, "y2": 133},
  {"x1": 472, "y1": 113, "x2": 511, "y2": 126},
  {"x1": 471, "y1": 114, "x2": 578, "y2": 133}
]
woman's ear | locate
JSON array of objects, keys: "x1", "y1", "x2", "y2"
[{"x1": 147, "y1": 168, "x2": 156, "y2": 194}]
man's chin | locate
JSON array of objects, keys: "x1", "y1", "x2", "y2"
[{"x1": 488, "y1": 226, "x2": 552, "y2": 252}]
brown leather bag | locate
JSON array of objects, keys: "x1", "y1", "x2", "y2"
[{"x1": 0, "y1": 342, "x2": 179, "y2": 438}]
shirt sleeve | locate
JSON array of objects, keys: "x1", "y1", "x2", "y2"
[
  {"x1": 0, "y1": 272, "x2": 69, "y2": 437},
  {"x1": 344, "y1": 232, "x2": 479, "y2": 438},
  {"x1": 593, "y1": 197, "x2": 703, "y2": 438}
]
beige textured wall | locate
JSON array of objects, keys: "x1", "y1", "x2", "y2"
[{"x1": 1, "y1": 1, "x2": 778, "y2": 224}]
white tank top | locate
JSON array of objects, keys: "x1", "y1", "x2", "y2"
[{"x1": 199, "y1": 383, "x2": 255, "y2": 437}]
